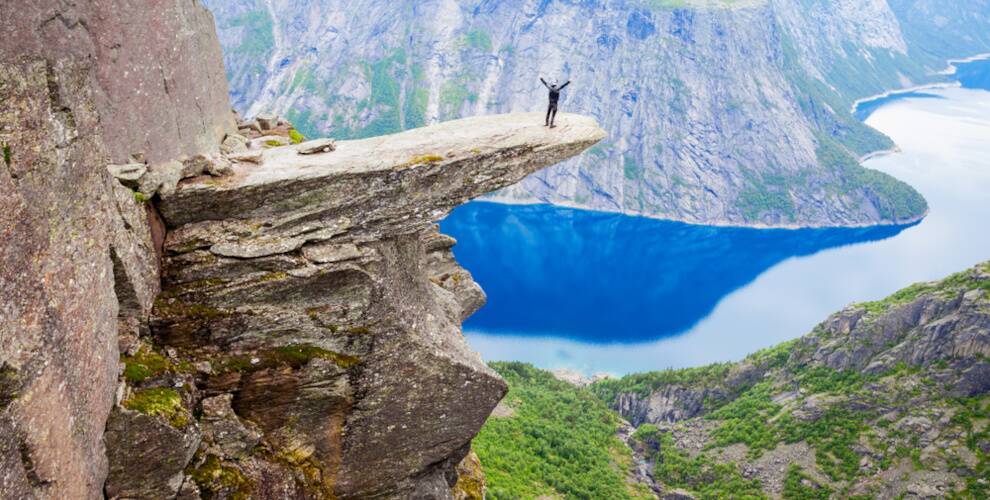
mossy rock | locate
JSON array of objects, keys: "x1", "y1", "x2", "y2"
[
  {"x1": 187, "y1": 453, "x2": 254, "y2": 500},
  {"x1": 123, "y1": 387, "x2": 191, "y2": 428},
  {"x1": 122, "y1": 346, "x2": 195, "y2": 384},
  {"x1": 210, "y1": 344, "x2": 360, "y2": 375}
]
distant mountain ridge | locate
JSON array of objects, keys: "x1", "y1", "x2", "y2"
[{"x1": 204, "y1": 0, "x2": 990, "y2": 227}]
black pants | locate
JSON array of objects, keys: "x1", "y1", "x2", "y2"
[{"x1": 546, "y1": 104, "x2": 558, "y2": 125}]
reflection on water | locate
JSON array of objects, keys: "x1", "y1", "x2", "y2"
[
  {"x1": 854, "y1": 91, "x2": 943, "y2": 121},
  {"x1": 441, "y1": 203, "x2": 909, "y2": 343},
  {"x1": 440, "y1": 62, "x2": 990, "y2": 375}
]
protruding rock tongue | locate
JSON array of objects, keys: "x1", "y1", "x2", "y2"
[{"x1": 152, "y1": 112, "x2": 605, "y2": 497}]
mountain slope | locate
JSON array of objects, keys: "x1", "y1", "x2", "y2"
[
  {"x1": 478, "y1": 262, "x2": 990, "y2": 498},
  {"x1": 193, "y1": 0, "x2": 990, "y2": 227},
  {"x1": 592, "y1": 261, "x2": 990, "y2": 498}
]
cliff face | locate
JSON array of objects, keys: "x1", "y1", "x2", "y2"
[
  {"x1": 593, "y1": 262, "x2": 990, "y2": 498},
  {"x1": 198, "y1": 0, "x2": 990, "y2": 227},
  {"x1": 0, "y1": 1, "x2": 233, "y2": 497},
  {"x1": 1, "y1": 1, "x2": 603, "y2": 497},
  {"x1": 141, "y1": 113, "x2": 603, "y2": 498}
]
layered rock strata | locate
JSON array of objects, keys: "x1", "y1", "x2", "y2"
[{"x1": 117, "y1": 112, "x2": 605, "y2": 498}]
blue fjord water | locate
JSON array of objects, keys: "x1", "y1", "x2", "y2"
[{"x1": 440, "y1": 59, "x2": 990, "y2": 375}]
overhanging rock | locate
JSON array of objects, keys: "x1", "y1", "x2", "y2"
[{"x1": 150, "y1": 113, "x2": 604, "y2": 498}]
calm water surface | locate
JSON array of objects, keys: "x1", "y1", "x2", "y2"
[{"x1": 440, "y1": 65, "x2": 990, "y2": 375}]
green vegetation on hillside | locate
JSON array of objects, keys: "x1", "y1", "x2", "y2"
[
  {"x1": 736, "y1": 168, "x2": 798, "y2": 222},
  {"x1": 591, "y1": 362, "x2": 732, "y2": 402},
  {"x1": 632, "y1": 426, "x2": 766, "y2": 499},
  {"x1": 463, "y1": 30, "x2": 493, "y2": 52},
  {"x1": 474, "y1": 265, "x2": 989, "y2": 499},
  {"x1": 814, "y1": 133, "x2": 928, "y2": 222},
  {"x1": 474, "y1": 362, "x2": 652, "y2": 500}
]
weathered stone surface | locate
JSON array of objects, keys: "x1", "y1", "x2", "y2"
[
  {"x1": 221, "y1": 133, "x2": 249, "y2": 155},
  {"x1": 228, "y1": 150, "x2": 264, "y2": 164},
  {"x1": 108, "y1": 163, "x2": 148, "y2": 186},
  {"x1": 104, "y1": 408, "x2": 201, "y2": 500},
  {"x1": 152, "y1": 113, "x2": 605, "y2": 497},
  {"x1": 158, "y1": 112, "x2": 605, "y2": 229},
  {"x1": 0, "y1": 58, "x2": 122, "y2": 500},
  {"x1": 87, "y1": 1, "x2": 237, "y2": 163},
  {"x1": 0, "y1": 0, "x2": 241, "y2": 496},
  {"x1": 297, "y1": 138, "x2": 337, "y2": 155},
  {"x1": 138, "y1": 160, "x2": 184, "y2": 197},
  {"x1": 199, "y1": 394, "x2": 263, "y2": 458}
]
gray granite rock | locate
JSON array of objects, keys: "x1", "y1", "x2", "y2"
[
  {"x1": 104, "y1": 408, "x2": 201, "y2": 500},
  {"x1": 151, "y1": 112, "x2": 605, "y2": 497}
]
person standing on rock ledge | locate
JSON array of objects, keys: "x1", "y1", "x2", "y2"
[{"x1": 541, "y1": 77, "x2": 571, "y2": 128}]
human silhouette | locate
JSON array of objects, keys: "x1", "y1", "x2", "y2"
[{"x1": 541, "y1": 77, "x2": 570, "y2": 128}]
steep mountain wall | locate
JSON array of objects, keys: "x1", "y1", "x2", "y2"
[
  {"x1": 0, "y1": 1, "x2": 234, "y2": 497},
  {"x1": 200, "y1": 0, "x2": 990, "y2": 227}
]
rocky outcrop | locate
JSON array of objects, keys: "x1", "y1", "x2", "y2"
[{"x1": 113, "y1": 112, "x2": 603, "y2": 498}]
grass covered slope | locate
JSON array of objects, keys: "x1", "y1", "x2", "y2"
[
  {"x1": 596, "y1": 261, "x2": 990, "y2": 498},
  {"x1": 474, "y1": 363, "x2": 653, "y2": 499}
]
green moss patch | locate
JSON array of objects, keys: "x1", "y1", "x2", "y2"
[
  {"x1": 188, "y1": 453, "x2": 253, "y2": 500},
  {"x1": 123, "y1": 387, "x2": 190, "y2": 428},
  {"x1": 0, "y1": 365, "x2": 19, "y2": 409},
  {"x1": 121, "y1": 346, "x2": 194, "y2": 385},
  {"x1": 288, "y1": 128, "x2": 306, "y2": 144},
  {"x1": 154, "y1": 297, "x2": 233, "y2": 321},
  {"x1": 210, "y1": 344, "x2": 359, "y2": 375}
]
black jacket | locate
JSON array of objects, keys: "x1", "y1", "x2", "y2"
[{"x1": 541, "y1": 78, "x2": 571, "y2": 106}]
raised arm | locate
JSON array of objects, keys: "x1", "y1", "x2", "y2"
[
  {"x1": 540, "y1": 77, "x2": 550, "y2": 89},
  {"x1": 559, "y1": 80, "x2": 571, "y2": 90}
]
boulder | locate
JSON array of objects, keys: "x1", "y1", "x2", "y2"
[
  {"x1": 221, "y1": 133, "x2": 249, "y2": 154},
  {"x1": 256, "y1": 114, "x2": 278, "y2": 131},
  {"x1": 107, "y1": 163, "x2": 147, "y2": 187},
  {"x1": 296, "y1": 138, "x2": 337, "y2": 155},
  {"x1": 103, "y1": 407, "x2": 201, "y2": 500},
  {"x1": 137, "y1": 160, "x2": 184, "y2": 196}
]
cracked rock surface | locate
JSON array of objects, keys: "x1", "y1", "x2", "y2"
[{"x1": 151, "y1": 112, "x2": 604, "y2": 498}]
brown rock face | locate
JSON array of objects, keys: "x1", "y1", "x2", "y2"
[{"x1": 0, "y1": 1, "x2": 235, "y2": 497}]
